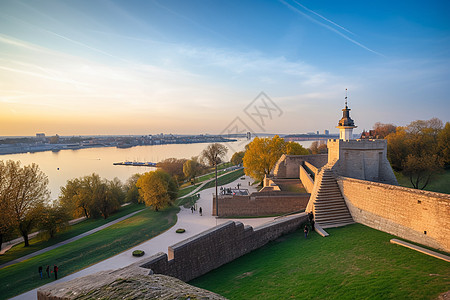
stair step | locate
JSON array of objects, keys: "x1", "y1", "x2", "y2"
[{"x1": 320, "y1": 221, "x2": 355, "y2": 229}]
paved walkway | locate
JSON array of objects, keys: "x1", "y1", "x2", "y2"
[
  {"x1": 12, "y1": 175, "x2": 271, "y2": 300},
  {"x1": 0, "y1": 210, "x2": 143, "y2": 269},
  {"x1": 0, "y1": 217, "x2": 86, "y2": 255}
]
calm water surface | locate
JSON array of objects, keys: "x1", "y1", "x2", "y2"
[{"x1": 0, "y1": 140, "x2": 315, "y2": 199}]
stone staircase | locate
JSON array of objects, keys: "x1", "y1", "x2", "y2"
[{"x1": 312, "y1": 168, "x2": 354, "y2": 229}]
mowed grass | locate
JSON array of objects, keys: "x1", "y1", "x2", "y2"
[
  {"x1": 202, "y1": 168, "x2": 245, "y2": 190},
  {"x1": 190, "y1": 224, "x2": 450, "y2": 300},
  {"x1": 0, "y1": 206, "x2": 178, "y2": 299},
  {"x1": 0, "y1": 203, "x2": 145, "y2": 265},
  {"x1": 395, "y1": 169, "x2": 450, "y2": 194}
]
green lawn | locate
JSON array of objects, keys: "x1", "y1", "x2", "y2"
[
  {"x1": 0, "y1": 203, "x2": 145, "y2": 265},
  {"x1": 190, "y1": 224, "x2": 450, "y2": 300},
  {"x1": 395, "y1": 169, "x2": 450, "y2": 194},
  {"x1": 0, "y1": 206, "x2": 178, "y2": 299},
  {"x1": 202, "y1": 169, "x2": 245, "y2": 190}
]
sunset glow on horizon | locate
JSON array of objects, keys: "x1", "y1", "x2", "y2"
[{"x1": 1, "y1": 0, "x2": 449, "y2": 136}]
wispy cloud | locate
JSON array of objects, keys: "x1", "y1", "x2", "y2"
[{"x1": 279, "y1": 0, "x2": 383, "y2": 57}]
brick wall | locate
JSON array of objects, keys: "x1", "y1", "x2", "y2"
[
  {"x1": 212, "y1": 192, "x2": 310, "y2": 217},
  {"x1": 140, "y1": 214, "x2": 308, "y2": 282},
  {"x1": 338, "y1": 177, "x2": 450, "y2": 252}
]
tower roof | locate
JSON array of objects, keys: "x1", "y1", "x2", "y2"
[
  {"x1": 337, "y1": 89, "x2": 356, "y2": 128},
  {"x1": 337, "y1": 105, "x2": 356, "y2": 127}
]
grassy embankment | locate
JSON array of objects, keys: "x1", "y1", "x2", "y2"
[
  {"x1": 0, "y1": 203, "x2": 145, "y2": 265},
  {"x1": 191, "y1": 224, "x2": 450, "y2": 300},
  {"x1": 177, "y1": 168, "x2": 245, "y2": 208},
  {"x1": 1, "y1": 166, "x2": 245, "y2": 298},
  {"x1": 395, "y1": 168, "x2": 450, "y2": 194},
  {"x1": 0, "y1": 206, "x2": 178, "y2": 299}
]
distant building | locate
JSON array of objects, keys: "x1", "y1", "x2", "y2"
[
  {"x1": 324, "y1": 130, "x2": 329, "y2": 135},
  {"x1": 36, "y1": 133, "x2": 45, "y2": 139}
]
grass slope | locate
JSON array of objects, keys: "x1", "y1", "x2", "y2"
[
  {"x1": 0, "y1": 203, "x2": 145, "y2": 265},
  {"x1": 190, "y1": 224, "x2": 450, "y2": 300},
  {"x1": 0, "y1": 206, "x2": 178, "y2": 299},
  {"x1": 395, "y1": 169, "x2": 450, "y2": 194}
]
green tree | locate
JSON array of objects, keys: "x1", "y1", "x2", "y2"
[
  {"x1": 231, "y1": 151, "x2": 245, "y2": 165},
  {"x1": 0, "y1": 161, "x2": 16, "y2": 249},
  {"x1": 386, "y1": 118, "x2": 445, "y2": 189},
  {"x1": 38, "y1": 201, "x2": 70, "y2": 240},
  {"x1": 0, "y1": 161, "x2": 50, "y2": 247},
  {"x1": 437, "y1": 122, "x2": 450, "y2": 166},
  {"x1": 286, "y1": 141, "x2": 309, "y2": 155},
  {"x1": 125, "y1": 174, "x2": 141, "y2": 203},
  {"x1": 243, "y1": 135, "x2": 287, "y2": 181},
  {"x1": 183, "y1": 158, "x2": 201, "y2": 183},
  {"x1": 136, "y1": 170, "x2": 178, "y2": 211},
  {"x1": 59, "y1": 174, "x2": 122, "y2": 219}
]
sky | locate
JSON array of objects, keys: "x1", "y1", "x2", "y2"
[{"x1": 0, "y1": 0, "x2": 449, "y2": 136}]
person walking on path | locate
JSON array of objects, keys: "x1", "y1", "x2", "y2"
[
  {"x1": 199, "y1": 207, "x2": 203, "y2": 216},
  {"x1": 53, "y1": 265, "x2": 58, "y2": 280},
  {"x1": 46, "y1": 265, "x2": 50, "y2": 278},
  {"x1": 304, "y1": 225, "x2": 309, "y2": 238},
  {"x1": 191, "y1": 206, "x2": 194, "y2": 213},
  {"x1": 38, "y1": 266, "x2": 43, "y2": 279}
]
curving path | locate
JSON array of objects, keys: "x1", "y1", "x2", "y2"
[
  {"x1": 12, "y1": 175, "x2": 274, "y2": 300},
  {"x1": 0, "y1": 209, "x2": 144, "y2": 269}
]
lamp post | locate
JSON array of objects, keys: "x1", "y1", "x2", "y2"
[{"x1": 215, "y1": 160, "x2": 218, "y2": 217}]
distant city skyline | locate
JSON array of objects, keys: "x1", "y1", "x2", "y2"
[{"x1": 1, "y1": 0, "x2": 449, "y2": 136}]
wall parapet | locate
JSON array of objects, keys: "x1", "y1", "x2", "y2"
[
  {"x1": 299, "y1": 166, "x2": 314, "y2": 193},
  {"x1": 140, "y1": 214, "x2": 308, "y2": 282},
  {"x1": 337, "y1": 176, "x2": 450, "y2": 252}
]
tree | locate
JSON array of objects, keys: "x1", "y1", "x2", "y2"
[
  {"x1": 201, "y1": 143, "x2": 228, "y2": 216},
  {"x1": 0, "y1": 161, "x2": 16, "y2": 249},
  {"x1": 437, "y1": 122, "x2": 450, "y2": 166},
  {"x1": 309, "y1": 141, "x2": 328, "y2": 154},
  {"x1": 386, "y1": 118, "x2": 445, "y2": 189},
  {"x1": 373, "y1": 122, "x2": 397, "y2": 139},
  {"x1": 231, "y1": 151, "x2": 245, "y2": 166},
  {"x1": 243, "y1": 135, "x2": 287, "y2": 181},
  {"x1": 286, "y1": 141, "x2": 309, "y2": 155},
  {"x1": 59, "y1": 174, "x2": 122, "y2": 219},
  {"x1": 0, "y1": 161, "x2": 50, "y2": 247},
  {"x1": 183, "y1": 158, "x2": 201, "y2": 183},
  {"x1": 125, "y1": 173, "x2": 141, "y2": 203},
  {"x1": 158, "y1": 158, "x2": 187, "y2": 183},
  {"x1": 136, "y1": 170, "x2": 178, "y2": 211},
  {"x1": 38, "y1": 201, "x2": 70, "y2": 240}
]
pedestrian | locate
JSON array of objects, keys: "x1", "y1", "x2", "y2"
[
  {"x1": 199, "y1": 207, "x2": 202, "y2": 216},
  {"x1": 46, "y1": 265, "x2": 50, "y2": 278},
  {"x1": 53, "y1": 265, "x2": 58, "y2": 280},
  {"x1": 38, "y1": 266, "x2": 43, "y2": 279},
  {"x1": 308, "y1": 212, "x2": 314, "y2": 222},
  {"x1": 191, "y1": 206, "x2": 194, "y2": 213},
  {"x1": 311, "y1": 219, "x2": 315, "y2": 231},
  {"x1": 304, "y1": 225, "x2": 309, "y2": 238}
]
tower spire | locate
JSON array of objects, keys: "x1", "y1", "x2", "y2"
[{"x1": 345, "y1": 88, "x2": 348, "y2": 108}]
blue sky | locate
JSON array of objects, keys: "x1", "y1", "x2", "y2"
[{"x1": 0, "y1": 0, "x2": 449, "y2": 135}]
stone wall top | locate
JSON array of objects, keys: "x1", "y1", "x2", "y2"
[{"x1": 338, "y1": 176, "x2": 450, "y2": 199}]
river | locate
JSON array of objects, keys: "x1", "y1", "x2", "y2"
[{"x1": 0, "y1": 140, "x2": 316, "y2": 199}]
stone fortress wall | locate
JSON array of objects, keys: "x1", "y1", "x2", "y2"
[
  {"x1": 140, "y1": 214, "x2": 309, "y2": 282},
  {"x1": 271, "y1": 154, "x2": 328, "y2": 178},
  {"x1": 338, "y1": 177, "x2": 450, "y2": 252},
  {"x1": 213, "y1": 192, "x2": 310, "y2": 217},
  {"x1": 327, "y1": 139, "x2": 398, "y2": 185}
]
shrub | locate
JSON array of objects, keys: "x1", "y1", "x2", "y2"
[
  {"x1": 132, "y1": 250, "x2": 145, "y2": 257},
  {"x1": 176, "y1": 228, "x2": 186, "y2": 233}
]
